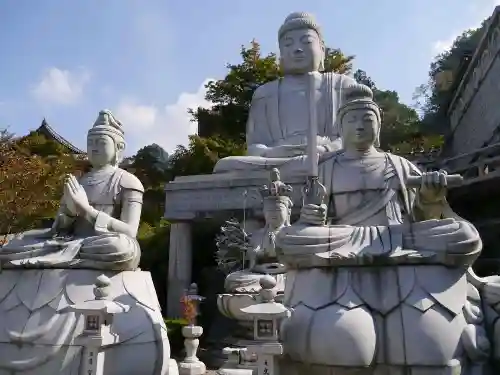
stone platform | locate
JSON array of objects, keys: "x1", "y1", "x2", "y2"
[
  {"x1": 164, "y1": 171, "x2": 309, "y2": 318},
  {"x1": 164, "y1": 171, "x2": 309, "y2": 221},
  {"x1": 0, "y1": 269, "x2": 172, "y2": 375}
]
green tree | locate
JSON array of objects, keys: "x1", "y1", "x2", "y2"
[
  {"x1": 18, "y1": 131, "x2": 69, "y2": 157},
  {"x1": 414, "y1": 23, "x2": 486, "y2": 134},
  {"x1": 126, "y1": 144, "x2": 170, "y2": 189},
  {"x1": 0, "y1": 137, "x2": 77, "y2": 233},
  {"x1": 169, "y1": 135, "x2": 245, "y2": 177},
  {"x1": 352, "y1": 69, "x2": 436, "y2": 153}
]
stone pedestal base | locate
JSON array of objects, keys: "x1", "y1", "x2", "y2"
[
  {"x1": 0, "y1": 269, "x2": 171, "y2": 375},
  {"x1": 164, "y1": 171, "x2": 309, "y2": 221},
  {"x1": 217, "y1": 369, "x2": 253, "y2": 375},
  {"x1": 178, "y1": 360, "x2": 206, "y2": 375},
  {"x1": 169, "y1": 359, "x2": 180, "y2": 375}
]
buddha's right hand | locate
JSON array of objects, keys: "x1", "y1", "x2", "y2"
[
  {"x1": 299, "y1": 203, "x2": 327, "y2": 226},
  {"x1": 263, "y1": 144, "x2": 306, "y2": 158}
]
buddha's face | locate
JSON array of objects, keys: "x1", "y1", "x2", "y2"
[
  {"x1": 341, "y1": 108, "x2": 379, "y2": 150},
  {"x1": 264, "y1": 198, "x2": 289, "y2": 229},
  {"x1": 87, "y1": 134, "x2": 116, "y2": 167},
  {"x1": 279, "y1": 28, "x2": 324, "y2": 74}
]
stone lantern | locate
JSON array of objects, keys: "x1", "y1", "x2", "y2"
[
  {"x1": 179, "y1": 283, "x2": 207, "y2": 375},
  {"x1": 63, "y1": 275, "x2": 129, "y2": 375},
  {"x1": 239, "y1": 275, "x2": 291, "y2": 375}
]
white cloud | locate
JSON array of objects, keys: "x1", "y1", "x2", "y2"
[
  {"x1": 31, "y1": 67, "x2": 91, "y2": 105},
  {"x1": 114, "y1": 78, "x2": 214, "y2": 154},
  {"x1": 115, "y1": 101, "x2": 158, "y2": 129},
  {"x1": 432, "y1": 37, "x2": 456, "y2": 54},
  {"x1": 431, "y1": 0, "x2": 499, "y2": 54}
]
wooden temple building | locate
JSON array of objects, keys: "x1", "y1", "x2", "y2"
[{"x1": 35, "y1": 118, "x2": 85, "y2": 155}]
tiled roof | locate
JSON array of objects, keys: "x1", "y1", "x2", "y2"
[{"x1": 36, "y1": 119, "x2": 85, "y2": 154}]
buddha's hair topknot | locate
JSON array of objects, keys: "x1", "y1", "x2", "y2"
[
  {"x1": 342, "y1": 83, "x2": 374, "y2": 103},
  {"x1": 278, "y1": 12, "x2": 323, "y2": 42}
]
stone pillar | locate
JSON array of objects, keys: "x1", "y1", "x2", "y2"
[{"x1": 167, "y1": 222, "x2": 193, "y2": 318}]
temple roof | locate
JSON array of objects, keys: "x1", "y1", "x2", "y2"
[{"x1": 36, "y1": 119, "x2": 85, "y2": 155}]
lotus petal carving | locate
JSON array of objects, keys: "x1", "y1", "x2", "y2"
[{"x1": 217, "y1": 293, "x2": 259, "y2": 321}]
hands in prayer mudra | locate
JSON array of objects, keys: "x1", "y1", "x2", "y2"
[{"x1": 59, "y1": 174, "x2": 89, "y2": 221}]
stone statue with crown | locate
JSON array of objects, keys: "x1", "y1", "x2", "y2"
[
  {"x1": 269, "y1": 83, "x2": 495, "y2": 374},
  {"x1": 215, "y1": 168, "x2": 292, "y2": 370},
  {"x1": 0, "y1": 110, "x2": 176, "y2": 375},
  {"x1": 213, "y1": 12, "x2": 358, "y2": 175}
]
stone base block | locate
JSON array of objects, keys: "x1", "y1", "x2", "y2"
[
  {"x1": 178, "y1": 360, "x2": 206, "y2": 375},
  {"x1": 216, "y1": 369, "x2": 253, "y2": 375},
  {"x1": 0, "y1": 268, "x2": 171, "y2": 375},
  {"x1": 164, "y1": 171, "x2": 309, "y2": 220},
  {"x1": 169, "y1": 359, "x2": 180, "y2": 375}
]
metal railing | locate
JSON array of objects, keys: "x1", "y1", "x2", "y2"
[{"x1": 433, "y1": 142, "x2": 500, "y2": 185}]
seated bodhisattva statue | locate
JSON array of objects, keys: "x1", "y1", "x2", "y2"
[
  {"x1": 0, "y1": 110, "x2": 173, "y2": 375},
  {"x1": 1, "y1": 109, "x2": 144, "y2": 270},
  {"x1": 216, "y1": 168, "x2": 292, "y2": 293},
  {"x1": 213, "y1": 11, "x2": 358, "y2": 174},
  {"x1": 274, "y1": 84, "x2": 490, "y2": 374}
]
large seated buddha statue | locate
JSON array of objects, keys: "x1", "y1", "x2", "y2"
[
  {"x1": 213, "y1": 12, "x2": 358, "y2": 175},
  {"x1": 0, "y1": 110, "x2": 174, "y2": 375},
  {"x1": 274, "y1": 85, "x2": 492, "y2": 374}
]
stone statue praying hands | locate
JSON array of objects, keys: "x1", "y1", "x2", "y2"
[{"x1": 1, "y1": 110, "x2": 144, "y2": 271}]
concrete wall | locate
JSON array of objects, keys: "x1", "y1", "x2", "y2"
[{"x1": 446, "y1": 7, "x2": 500, "y2": 170}]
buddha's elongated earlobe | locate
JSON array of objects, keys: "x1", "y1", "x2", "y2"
[{"x1": 318, "y1": 43, "x2": 325, "y2": 72}]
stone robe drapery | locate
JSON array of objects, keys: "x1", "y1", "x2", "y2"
[
  {"x1": 277, "y1": 152, "x2": 481, "y2": 267},
  {"x1": 275, "y1": 152, "x2": 482, "y2": 371},
  {"x1": 213, "y1": 72, "x2": 357, "y2": 174},
  {"x1": 247, "y1": 72, "x2": 351, "y2": 147},
  {"x1": 1, "y1": 168, "x2": 142, "y2": 270}
]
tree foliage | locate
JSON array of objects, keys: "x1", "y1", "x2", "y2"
[
  {"x1": 0, "y1": 133, "x2": 79, "y2": 233},
  {"x1": 414, "y1": 24, "x2": 486, "y2": 134},
  {"x1": 125, "y1": 143, "x2": 170, "y2": 189},
  {"x1": 352, "y1": 69, "x2": 425, "y2": 152}
]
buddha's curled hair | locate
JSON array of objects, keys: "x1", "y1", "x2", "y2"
[{"x1": 342, "y1": 82, "x2": 374, "y2": 102}]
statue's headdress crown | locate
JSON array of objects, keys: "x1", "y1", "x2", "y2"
[
  {"x1": 88, "y1": 109, "x2": 125, "y2": 142},
  {"x1": 278, "y1": 12, "x2": 323, "y2": 43},
  {"x1": 338, "y1": 83, "x2": 382, "y2": 124},
  {"x1": 259, "y1": 168, "x2": 293, "y2": 204},
  {"x1": 337, "y1": 83, "x2": 383, "y2": 147}
]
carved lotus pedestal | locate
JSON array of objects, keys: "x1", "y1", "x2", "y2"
[
  {"x1": 216, "y1": 269, "x2": 285, "y2": 371},
  {"x1": 0, "y1": 268, "x2": 174, "y2": 375}
]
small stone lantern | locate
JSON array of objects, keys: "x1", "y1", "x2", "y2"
[
  {"x1": 179, "y1": 283, "x2": 207, "y2": 375},
  {"x1": 63, "y1": 275, "x2": 129, "y2": 375},
  {"x1": 239, "y1": 275, "x2": 291, "y2": 375}
]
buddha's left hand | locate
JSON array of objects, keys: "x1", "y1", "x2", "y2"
[
  {"x1": 419, "y1": 170, "x2": 448, "y2": 203},
  {"x1": 64, "y1": 174, "x2": 90, "y2": 215}
]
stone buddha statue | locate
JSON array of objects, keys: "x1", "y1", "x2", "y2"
[
  {"x1": 213, "y1": 12, "x2": 358, "y2": 174},
  {"x1": 273, "y1": 85, "x2": 489, "y2": 374},
  {"x1": 1, "y1": 109, "x2": 144, "y2": 269}
]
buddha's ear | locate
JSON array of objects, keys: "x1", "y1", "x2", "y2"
[
  {"x1": 116, "y1": 141, "x2": 126, "y2": 152},
  {"x1": 320, "y1": 39, "x2": 326, "y2": 54},
  {"x1": 318, "y1": 41, "x2": 326, "y2": 72}
]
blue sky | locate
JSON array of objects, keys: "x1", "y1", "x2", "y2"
[{"x1": 0, "y1": 0, "x2": 498, "y2": 155}]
